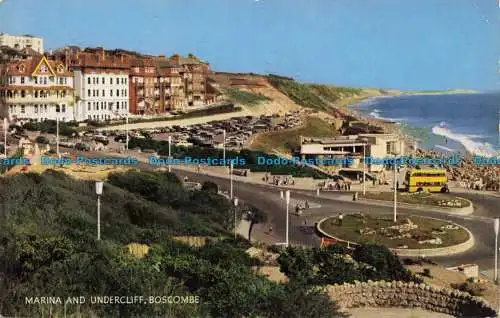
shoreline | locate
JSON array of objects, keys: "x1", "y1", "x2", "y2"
[{"x1": 341, "y1": 95, "x2": 500, "y2": 192}]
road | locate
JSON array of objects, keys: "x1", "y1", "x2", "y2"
[
  {"x1": 65, "y1": 149, "x2": 500, "y2": 273},
  {"x1": 176, "y1": 168, "x2": 500, "y2": 273}
]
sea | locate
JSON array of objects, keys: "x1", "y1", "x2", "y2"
[{"x1": 350, "y1": 93, "x2": 500, "y2": 157}]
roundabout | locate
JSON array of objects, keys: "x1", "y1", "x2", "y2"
[{"x1": 317, "y1": 214, "x2": 474, "y2": 257}]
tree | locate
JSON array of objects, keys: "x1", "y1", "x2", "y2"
[
  {"x1": 246, "y1": 205, "x2": 267, "y2": 241},
  {"x1": 352, "y1": 244, "x2": 417, "y2": 282}
]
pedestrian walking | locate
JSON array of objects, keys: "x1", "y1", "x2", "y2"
[
  {"x1": 183, "y1": 176, "x2": 188, "y2": 182},
  {"x1": 305, "y1": 200, "x2": 309, "y2": 209},
  {"x1": 268, "y1": 225, "x2": 273, "y2": 234},
  {"x1": 347, "y1": 182, "x2": 351, "y2": 191},
  {"x1": 338, "y1": 213, "x2": 344, "y2": 226}
]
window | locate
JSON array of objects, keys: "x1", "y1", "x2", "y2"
[
  {"x1": 21, "y1": 77, "x2": 25, "y2": 84},
  {"x1": 93, "y1": 90, "x2": 96, "y2": 97},
  {"x1": 88, "y1": 77, "x2": 91, "y2": 85},
  {"x1": 96, "y1": 90, "x2": 99, "y2": 97},
  {"x1": 88, "y1": 89, "x2": 91, "y2": 97},
  {"x1": 21, "y1": 90, "x2": 26, "y2": 98},
  {"x1": 101, "y1": 101, "x2": 105, "y2": 110},
  {"x1": 34, "y1": 77, "x2": 38, "y2": 84},
  {"x1": 88, "y1": 102, "x2": 91, "y2": 111},
  {"x1": 110, "y1": 78, "x2": 113, "y2": 85},
  {"x1": 102, "y1": 77, "x2": 105, "y2": 84},
  {"x1": 62, "y1": 105, "x2": 66, "y2": 113},
  {"x1": 125, "y1": 78, "x2": 127, "y2": 84},
  {"x1": 102, "y1": 90, "x2": 105, "y2": 97},
  {"x1": 34, "y1": 105, "x2": 38, "y2": 113},
  {"x1": 56, "y1": 105, "x2": 60, "y2": 113},
  {"x1": 108, "y1": 103, "x2": 112, "y2": 110},
  {"x1": 110, "y1": 90, "x2": 113, "y2": 97},
  {"x1": 21, "y1": 105, "x2": 25, "y2": 114},
  {"x1": 116, "y1": 89, "x2": 119, "y2": 97},
  {"x1": 44, "y1": 105, "x2": 47, "y2": 112},
  {"x1": 43, "y1": 77, "x2": 47, "y2": 85}
]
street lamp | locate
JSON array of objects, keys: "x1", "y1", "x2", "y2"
[
  {"x1": 125, "y1": 112, "x2": 129, "y2": 150},
  {"x1": 285, "y1": 190, "x2": 290, "y2": 247},
  {"x1": 393, "y1": 153, "x2": 397, "y2": 223},
  {"x1": 363, "y1": 142, "x2": 366, "y2": 196},
  {"x1": 3, "y1": 118, "x2": 7, "y2": 157},
  {"x1": 393, "y1": 139, "x2": 403, "y2": 223},
  {"x1": 168, "y1": 135, "x2": 172, "y2": 173},
  {"x1": 230, "y1": 160, "x2": 234, "y2": 199},
  {"x1": 495, "y1": 218, "x2": 499, "y2": 282},
  {"x1": 234, "y1": 197, "x2": 239, "y2": 238},
  {"x1": 222, "y1": 129, "x2": 226, "y2": 164},
  {"x1": 95, "y1": 181, "x2": 104, "y2": 241}
]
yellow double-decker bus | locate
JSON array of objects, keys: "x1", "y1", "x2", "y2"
[{"x1": 405, "y1": 168, "x2": 449, "y2": 193}]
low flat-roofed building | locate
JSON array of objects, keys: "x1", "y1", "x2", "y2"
[{"x1": 300, "y1": 134, "x2": 405, "y2": 172}]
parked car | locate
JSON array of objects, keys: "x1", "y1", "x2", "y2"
[
  {"x1": 75, "y1": 142, "x2": 90, "y2": 151},
  {"x1": 35, "y1": 136, "x2": 50, "y2": 144},
  {"x1": 94, "y1": 135, "x2": 109, "y2": 145}
]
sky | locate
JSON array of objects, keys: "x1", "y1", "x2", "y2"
[{"x1": 0, "y1": 0, "x2": 498, "y2": 91}]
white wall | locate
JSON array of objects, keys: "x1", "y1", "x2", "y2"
[{"x1": 75, "y1": 71, "x2": 129, "y2": 122}]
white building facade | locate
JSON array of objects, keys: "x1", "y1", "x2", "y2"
[
  {"x1": 0, "y1": 33, "x2": 44, "y2": 54},
  {"x1": 0, "y1": 56, "x2": 74, "y2": 122},
  {"x1": 300, "y1": 134, "x2": 405, "y2": 172},
  {"x1": 73, "y1": 69, "x2": 129, "y2": 122}
]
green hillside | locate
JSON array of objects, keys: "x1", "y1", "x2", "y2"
[
  {"x1": 0, "y1": 170, "x2": 345, "y2": 317},
  {"x1": 266, "y1": 74, "x2": 379, "y2": 111}
]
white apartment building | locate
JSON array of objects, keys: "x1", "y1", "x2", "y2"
[
  {"x1": 73, "y1": 70, "x2": 129, "y2": 122},
  {"x1": 0, "y1": 56, "x2": 74, "y2": 122},
  {"x1": 0, "y1": 33, "x2": 44, "y2": 54}
]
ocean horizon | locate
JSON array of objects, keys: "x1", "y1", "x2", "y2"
[{"x1": 351, "y1": 92, "x2": 500, "y2": 157}]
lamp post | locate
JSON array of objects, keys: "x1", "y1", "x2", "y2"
[
  {"x1": 56, "y1": 111, "x2": 60, "y2": 157},
  {"x1": 95, "y1": 181, "x2": 104, "y2": 241},
  {"x1": 168, "y1": 135, "x2": 172, "y2": 173},
  {"x1": 234, "y1": 197, "x2": 239, "y2": 238},
  {"x1": 222, "y1": 129, "x2": 226, "y2": 164},
  {"x1": 230, "y1": 160, "x2": 234, "y2": 199},
  {"x1": 3, "y1": 118, "x2": 7, "y2": 157},
  {"x1": 125, "y1": 112, "x2": 129, "y2": 151},
  {"x1": 393, "y1": 154, "x2": 397, "y2": 223},
  {"x1": 495, "y1": 218, "x2": 499, "y2": 283},
  {"x1": 285, "y1": 190, "x2": 290, "y2": 247},
  {"x1": 363, "y1": 143, "x2": 366, "y2": 196}
]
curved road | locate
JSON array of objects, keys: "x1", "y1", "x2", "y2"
[
  {"x1": 177, "y1": 168, "x2": 500, "y2": 273},
  {"x1": 71, "y1": 149, "x2": 500, "y2": 274}
]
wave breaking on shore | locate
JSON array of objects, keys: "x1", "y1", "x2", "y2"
[{"x1": 431, "y1": 124, "x2": 497, "y2": 157}]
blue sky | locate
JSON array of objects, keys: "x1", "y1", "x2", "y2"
[{"x1": 0, "y1": 0, "x2": 498, "y2": 91}]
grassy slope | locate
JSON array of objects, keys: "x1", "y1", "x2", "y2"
[
  {"x1": 224, "y1": 87, "x2": 271, "y2": 106},
  {"x1": 249, "y1": 116, "x2": 338, "y2": 154},
  {"x1": 266, "y1": 75, "x2": 393, "y2": 111}
]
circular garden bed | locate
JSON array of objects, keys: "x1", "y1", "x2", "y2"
[{"x1": 318, "y1": 213, "x2": 470, "y2": 249}]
